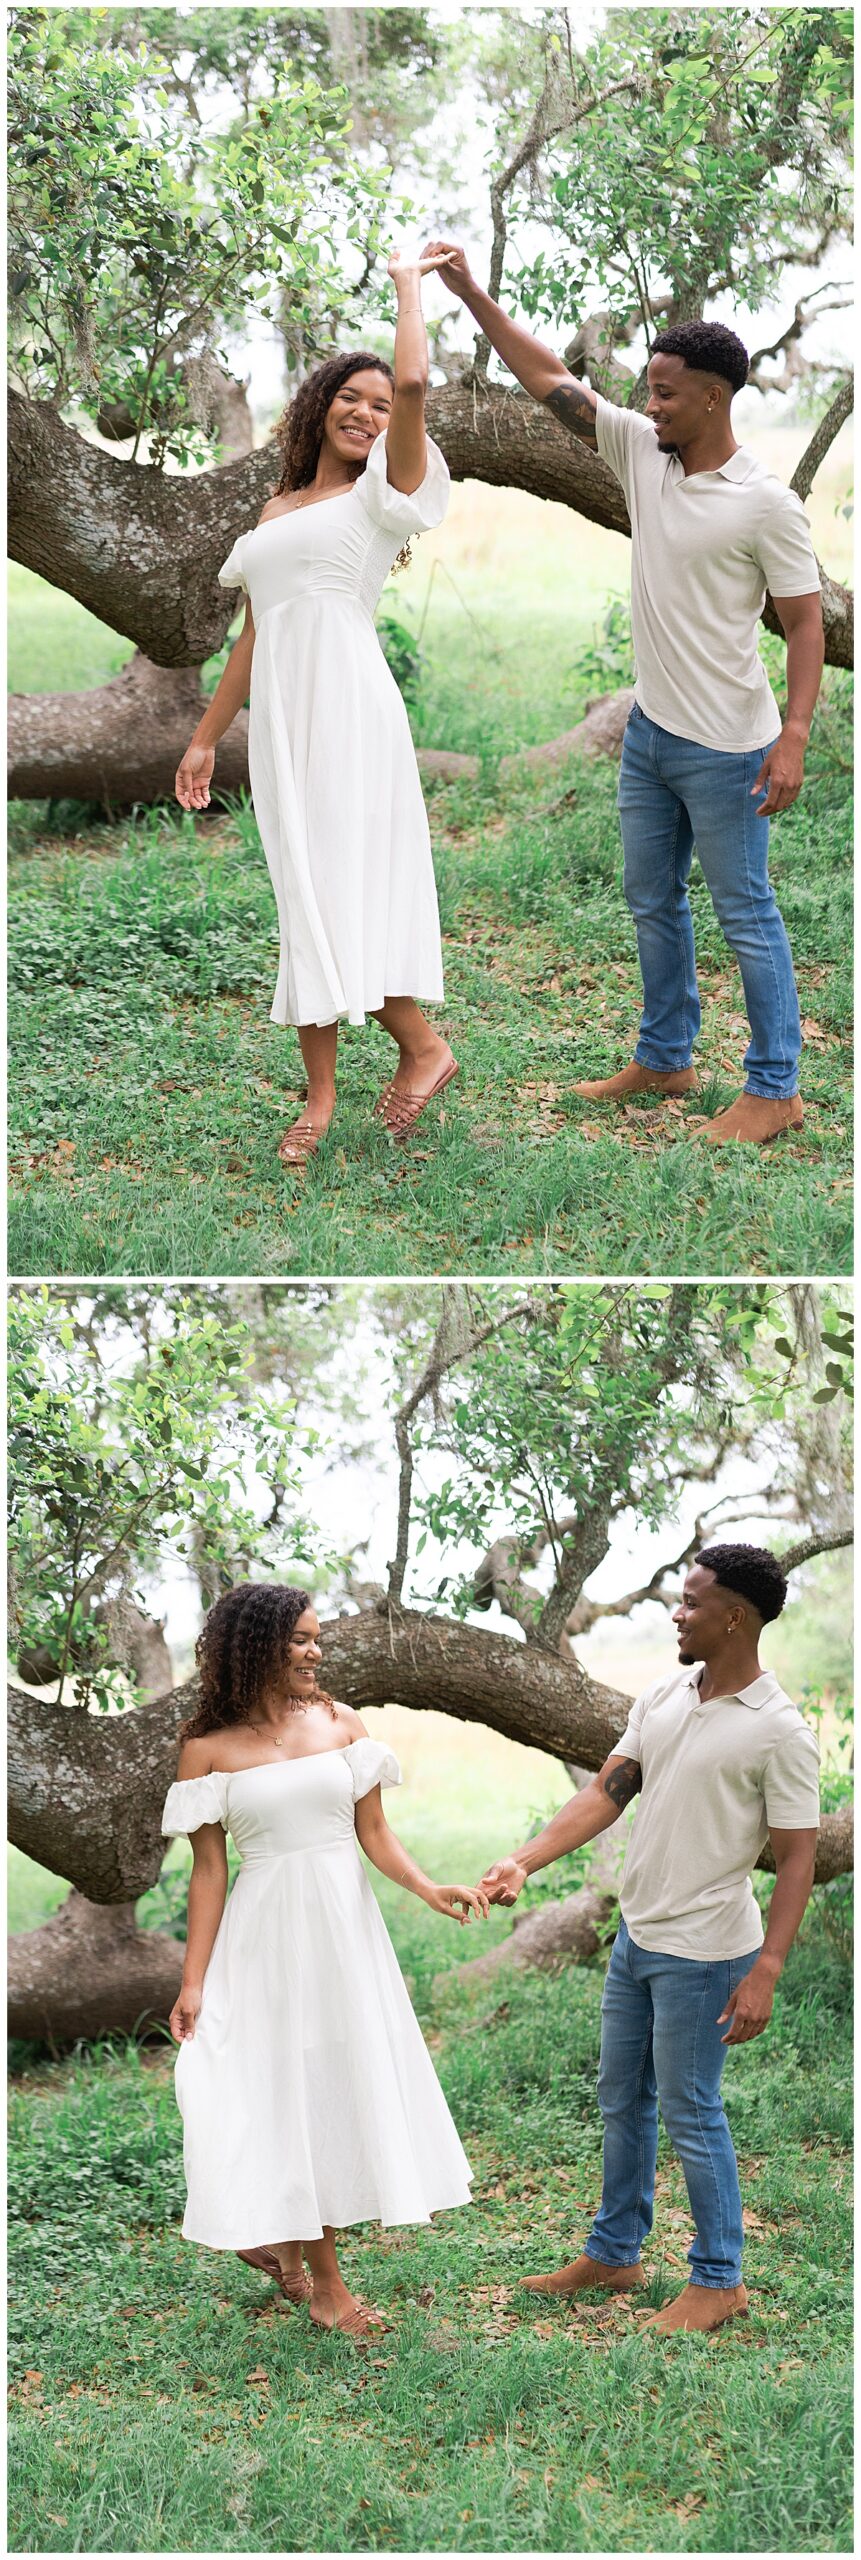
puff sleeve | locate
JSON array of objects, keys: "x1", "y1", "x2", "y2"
[
  {"x1": 344, "y1": 1739, "x2": 403, "y2": 1803},
  {"x1": 217, "y1": 537, "x2": 249, "y2": 594},
  {"x1": 354, "y1": 432, "x2": 450, "y2": 537},
  {"x1": 161, "y1": 1773, "x2": 229, "y2": 1837}
]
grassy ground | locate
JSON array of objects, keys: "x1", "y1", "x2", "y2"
[
  {"x1": 8, "y1": 1853, "x2": 852, "y2": 2555},
  {"x1": 8, "y1": 459, "x2": 853, "y2": 1280}
]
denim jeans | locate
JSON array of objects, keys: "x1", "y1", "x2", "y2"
[
  {"x1": 585, "y1": 1918, "x2": 760, "y2": 2288},
  {"x1": 617, "y1": 704, "x2": 802, "y2": 1099}
]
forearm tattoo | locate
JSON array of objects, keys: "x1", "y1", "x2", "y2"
[
  {"x1": 544, "y1": 381, "x2": 599, "y2": 447},
  {"x1": 603, "y1": 1757, "x2": 642, "y2": 1811}
]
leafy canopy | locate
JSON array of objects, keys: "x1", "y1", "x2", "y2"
[
  {"x1": 8, "y1": 1286, "x2": 333, "y2": 1711},
  {"x1": 8, "y1": 6, "x2": 398, "y2": 463}
]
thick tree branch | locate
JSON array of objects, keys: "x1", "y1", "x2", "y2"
[
  {"x1": 791, "y1": 374, "x2": 854, "y2": 503},
  {"x1": 9, "y1": 382, "x2": 853, "y2": 677},
  {"x1": 9, "y1": 1559, "x2": 853, "y2": 1900}
]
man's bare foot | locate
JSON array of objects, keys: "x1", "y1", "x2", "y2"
[
  {"x1": 641, "y1": 2281, "x2": 749, "y2": 2335},
  {"x1": 521, "y1": 2251, "x2": 645, "y2": 2298}
]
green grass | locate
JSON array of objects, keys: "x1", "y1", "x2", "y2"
[
  {"x1": 8, "y1": 556, "x2": 853, "y2": 1278},
  {"x1": 8, "y1": 1885, "x2": 852, "y2": 2555}
]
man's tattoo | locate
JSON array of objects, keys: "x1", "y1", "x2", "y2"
[
  {"x1": 544, "y1": 381, "x2": 599, "y2": 447},
  {"x1": 603, "y1": 1757, "x2": 642, "y2": 1810}
]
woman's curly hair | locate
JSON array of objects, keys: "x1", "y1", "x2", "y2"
[
  {"x1": 274, "y1": 350, "x2": 395, "y2": 495},
  {"x1": 180, "y1": 1582, "x2": 335, "y2": 1739}
]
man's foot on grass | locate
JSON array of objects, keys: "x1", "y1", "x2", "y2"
[
  {"x1": 571, "y1": 1061, "x2": 699, "y2": 1102},
  {"x1": 700, "y1": 1091, "x2": 803, "y2": 1146},
  {"x1": 521, "y1": 2251, "x2": 645, "y2": 2298},
  {"x1": 641, "y1": 2280, "x2": 749, "y2": 2335}
]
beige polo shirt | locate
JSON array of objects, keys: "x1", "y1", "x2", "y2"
[
  {"x1": 614, "y1": 1666, "x2": 820, "y2": 1960},
  {"x1": 594, "y1": 395, "x2": 820, "y2": 754}
]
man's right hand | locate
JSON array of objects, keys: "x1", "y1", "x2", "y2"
[
  {"x1": 481, "y1": 1856, "x2": 529, "y2": 1906},
  {"x1": 421, "y1": 238, "x2": 474, "y2": 301}
]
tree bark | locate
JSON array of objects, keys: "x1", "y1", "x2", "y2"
[
  {"x1": 8, "y1": 675, "x2": 633, "y2": 811},
  {"x1": 9, "y1": 380, "x2": 853, "y2": 674},
  {"x1": 7, "y1": 1891, "x2": 184, "y2": 2044},
  {"x1": 7, "y1": 1605, "x2": 853, "y2": 1905},
  {"x1": 7, "y1": 650, "x2": 249, "y2": 810}
]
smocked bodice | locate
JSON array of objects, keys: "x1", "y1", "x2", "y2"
[
  {"x1": 162, "y1": 1738, "x2": 401, "y2": 1866},
  {"x1": 217, "y1": 432, "x2": 449, "y2": 627}
]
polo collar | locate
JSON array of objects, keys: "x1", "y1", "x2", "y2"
[
  {"x1": 685, "y1": 1667, "x2": 782, "y2": 1712},
  {"x1": 670, "y1": 446, "x2": 757, "y2": 485}
]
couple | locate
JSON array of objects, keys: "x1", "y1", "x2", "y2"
[
  {"x1": 176, "y1": 242, "x2": 823, "y2": 1163},
  {"x1": 164, "y1": 1549, "x2": 819, "y2": 2341}
]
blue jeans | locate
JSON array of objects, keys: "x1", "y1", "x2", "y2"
[
  {"x1": 618, "y1": 704, "x2": 802, "y2": 1099},
  {"x1": 585, "y1": 1919, "x2": 760, "y2": 2288}
]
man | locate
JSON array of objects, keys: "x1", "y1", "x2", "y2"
[
  {"x1": 481, "y1": 1545, "x2": 819, "y2": 2333},
  {"x1": 426, "y1": 242, "x2": 825, "y2": 1145}
]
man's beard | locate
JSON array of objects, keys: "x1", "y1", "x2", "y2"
[{"x1": 677, "y1": 1643, "x2": 699, "y2": 1664}]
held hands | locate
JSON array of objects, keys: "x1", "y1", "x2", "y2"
[
  {"x1": 750, "y1": 726, "x2": 806, "y2": 818},
  {"x1": 717, "y1": 1958, "x2": 777, "y2": 2045},
  {"x1": 169, "y1": 1983, "x2": 203, "y2": 2043},
  {"x1": 387, "y1": 247, "x2": 455, "y2": 289},
  {"x1": 426, "y1": 1883, "x2": 490, "y2": 1925},
  {"x1": 480, "y1": 1857, "x2": 529, "y2": 1908},
  {"x1": 420, "y1": 239, "x2": 474, "y2": 299},
  {"x1": 175, "y1": 742, "x2": 215, "y2": 812}
]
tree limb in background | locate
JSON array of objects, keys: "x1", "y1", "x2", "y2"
[
  {"x1": 791, "y1": 373, "x2": 855, "y2": 504},
  {"x1": 388, "y1": 1289, "x2": 539, "y2": 1606}
]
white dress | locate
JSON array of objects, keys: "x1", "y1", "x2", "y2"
[
  {"x1": 161, "y1": 1738, "x2": 472, "y2": 2247},
  {"x1": 218, "y1": 433, "x2": 450, "y2": 1030}
]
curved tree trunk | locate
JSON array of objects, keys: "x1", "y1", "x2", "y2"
[
  {"x1": 8, "y1": 381, "x2": 853, "y2": 675},
  {"x1": 8, "y1": 651, "x2": 249, "y2": 810},
  {"x1": 9, "y1": 676, "x2": 633, "y2": 811},
  {"x1": 7, "y1": 1891, "x2": 184, "y2": 2044},
  {"x1": 7, "y1": 1607, "x2": 853, "y2": 1904}
]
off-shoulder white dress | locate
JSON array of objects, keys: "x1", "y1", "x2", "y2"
[
  {"x1": 161, "y1": 1738, "x2": 472, "y2": 2247},
  {"x1": 218, "y1": 434, "x2": 450, "y2": 1029}
]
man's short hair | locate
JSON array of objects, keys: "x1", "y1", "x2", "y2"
[
  {"x1": 649, "y1": 321, "x2": 750, "y2": 394},
  {"x1": 695, "y1": 1542, "x2": 788, "y2": 1623}
]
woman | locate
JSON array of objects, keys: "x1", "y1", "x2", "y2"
[
  {"x1": 175, "y1": 253, "x2": 456, "y2": 1166},
  {"x1": 163, "y1": 1583, "x2": 486, "y2": 2340}
]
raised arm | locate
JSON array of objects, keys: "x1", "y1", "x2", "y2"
[
  {"x1": 481, "y1": 1751, "x2": 641, "y2": 1905},
  {"x1": 383, "y1": 251, "x2": 438, "y2": 495},
  {"x1": 354, "y1": 1783, "x2": 488, "y2": 1924},
  {"x1": 423, "y1": 239, "x2": 599, "y2": 448},
  {"x1": 175, "y1": 598, "x2": 256, "y2": 811}
]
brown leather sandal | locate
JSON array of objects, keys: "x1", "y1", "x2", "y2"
[
  {"x1": 309, "y1": 2297, "x2": 389, "y2": 2341},
  {"x1": 237, "y1": 2246, "x2": 311, "y2": 2307},
  {"x1": 377, "y1": 1057, "x2": 459, "y2": 1141},
  {"x1": 277, "y1": 1116, "x2": 328, "y2": 1168}
]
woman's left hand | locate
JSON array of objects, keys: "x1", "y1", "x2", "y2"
[{"x1": 428, "y1": 1883, "x2": 490, "y2": 1924}]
